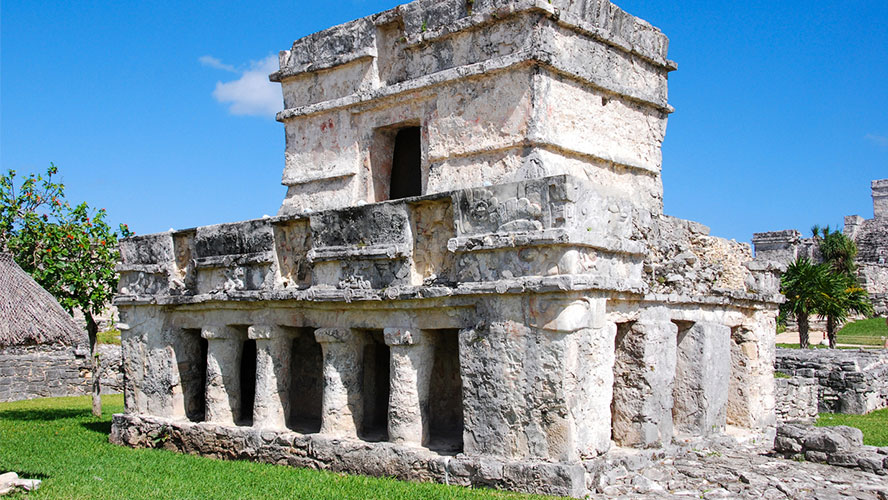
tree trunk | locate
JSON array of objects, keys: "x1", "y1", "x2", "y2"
[
  {"x1": 826, "y1": 315, "x2": 837, "y2": 349},
  {"x1": 86, "y1": 314, "x2": 101, "y2": 417},
  {"x1": 798, "y1": 313, "x2": 810, "y2": 349}
]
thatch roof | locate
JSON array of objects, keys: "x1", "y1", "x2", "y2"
[{"x1": 0, "y1": 252, "x2": 86, "y2": 348}]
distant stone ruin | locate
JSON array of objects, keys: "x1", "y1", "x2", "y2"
[
  {"x1": 110, "y1": 1, "x2": 782, "y2": 497},
  {"x1": 753, "y1": 179, "x2": 888, "y2": 316}
]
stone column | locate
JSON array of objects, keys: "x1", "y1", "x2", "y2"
[
  {"x1": 673, "y1": 321, "x2": 731, "y2": 436},
  {"x1": 202, "y1": 325, "x2": 242, "y2": 425},
  {"x1": 315, "y1": 328, "x2": 364, "y2": 438},
  {"x1": 727, "y1": 314, "x2": 777, "y2": 433},
  {"x1": 384, "y1": 327, "x2": 433, "y2": 446},
  {"x1": 611, "y1": 313, "x2": 678, "y2": 448},
  {"x1": 249, "y1": 325, "x2": 291, "y2": 430}
]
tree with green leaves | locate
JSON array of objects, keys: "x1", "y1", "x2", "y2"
[
  {"x1": 813, "y1": 225, "x2": 858, "y2": 276},
  {"x1": 810, "y1": 225, "x2": 871, "y2": 348},
  {"x1": 780, "y1": 257, "x2": 831, "y2": 349},
  {"x1": 817, "y1": 272, "x2": 872, "y2": 349},
  {"x1": 1, "y1": 164, "x2": 131, "y2": 416}
]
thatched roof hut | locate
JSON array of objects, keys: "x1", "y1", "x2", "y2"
[{"x1": 0, "y1": 252, "x2": 86, "y2": 348}]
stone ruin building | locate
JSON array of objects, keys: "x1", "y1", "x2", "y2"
[
  {"x1": 753, "y1": 179, "x2": 888, "y2": 316},
  {"x1": 110, "y1": 1, "x2": 784, "y2": 496}
]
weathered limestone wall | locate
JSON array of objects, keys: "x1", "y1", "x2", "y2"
[
  {"x1": 775, "y1": 348, "x2": 888, "y2": 414},
  {"x1": 111, "y1": 413, "x2": 587, "y2": 498},
  {"x1": 845, "y1": 183, "x2": 888, "y2": 314},
  {"x1": 774, "y1": 376, "x2": 818, "y2": 424},
  {"x1": 112, "y1": 176, "x2": 781, "y2": 497},
  {"x1": 608, "y1": 303, "x2": 778, "y2": 448},
  {"x1": 271, "y1": 0, "x2": 674, "y2": 216},
  {"x1": 872, "y1": 179, "x2": 888, "y2": 220},
  {"x1": 645, "y1": 216, "x2": 763, "y2": 296},
  {"x1": 0, "y1": 344, "x2": 123, "y2": 403},
  {"x1": 109, "y1": 0, "x2": 784, "y2": 497}
]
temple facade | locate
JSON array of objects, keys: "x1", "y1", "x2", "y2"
[{"x1": 110, "y1": 1, "x2": 782, "y2": 496}]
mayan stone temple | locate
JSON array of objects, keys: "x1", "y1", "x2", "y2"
[{"x1": 110, "y1": 0, "x2": 783, "y2": 496}]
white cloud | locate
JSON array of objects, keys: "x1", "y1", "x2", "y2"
[
  {"x1": 865, "y1": 133, "x2": 888, "y2": 148},
  {"x1": 209, "y1": 55, "x2": 281, "y2": 117},
  {"x1": 198, "y1": 55, "x2": 236, "y2": 73}
]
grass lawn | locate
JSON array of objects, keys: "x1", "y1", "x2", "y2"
[
  {"x1": 817, "y1": 408, "x2": 888, "y2": 447},
  {"x1": 96, "y1": 328, "x2": 121, "y2": 345},
  {"x1": 0, "y1": 395, "x2": 559, "y2": 500},
  {"x1": 836, "y1": 317, "x2": 888, "y2": 346}
]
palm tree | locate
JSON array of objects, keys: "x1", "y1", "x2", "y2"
[
  {"x1": 780, "y1": 257, "x2": 831, "y2": 349},
  {"x1": 813, "y1": 227, "x2": 870, "y2": 347},
  {"x1": 818, "y1": 273, "x2": 873, "y2": 349},
  {"x1": 818, "y1": 227, "x2": 858, "y2": 276}
]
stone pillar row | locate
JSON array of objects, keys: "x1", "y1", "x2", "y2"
[{"x1": 195, "y1": 324, "x2": 436, "y2": 447}]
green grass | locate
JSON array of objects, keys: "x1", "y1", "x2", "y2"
[
  {"x1": 836, "y1": 317, "x2": 888, "y2": 346},
  {"x1": 0, "y1": 395, "x2": 559, "y2": 500},
  {"x1": 96, "y1": 328, "x2": 121, "y2": 345},
  {"x1": 817, "y1": 407, "x2": 888, "y2": 447}
]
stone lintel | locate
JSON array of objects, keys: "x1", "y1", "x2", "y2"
[
  {"x1": 314, "y1": 327, "x2": 354, "y2": 344},
  {"x1": 201, "y1": 325, "x2": 242, "y2": 340},
  {"x1": 248, "y1": 324, "x2": 288, "y2": 340},
  {"x1": 383, "y1": 327, "x2": 423, "y2": 346},
  {"x1": 529, "y1": 297, "x2": 604, "y2": 333}
]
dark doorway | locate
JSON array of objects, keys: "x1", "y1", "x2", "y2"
[
  {"x1": 178, "y1": 329, "x2": 207, "y2": 423},
  {"x1": 389, "y1": 127, "x2": 422, "y2": 199},
  {"x1": 288, "y1": 328, "x2": 323, "y2": 433},
  {"x1": 360, "y1": 330, "x2": 390, "y2": 441},
  {"x1": 427, "y1": 330, "x2": 463, "y2": 452},
  {"x1": 239, "y1": 339, "x2": 257, "y2": 426}
]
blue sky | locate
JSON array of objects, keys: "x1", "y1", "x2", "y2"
[{"x1": 2, "y1": 0, "x2": 886, "y2": 244}]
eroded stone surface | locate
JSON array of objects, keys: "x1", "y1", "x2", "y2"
[
  {"x1": 776, "y1": 348, "x2": 888, "y2": 415},
  {"x1": 0, "y1": 344, "x2": 123, "y2": 403},
  {"x1": 111, "y1": 0, "x2": 786, "y2": 497}
]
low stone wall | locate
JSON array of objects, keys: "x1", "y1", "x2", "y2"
[
  {"x1": 97, "y1": 344, "x2": 124, "y2": 395},
  {"x1": 110, "y1": 413, "x2": 585, "y2": 498},
  {"x1": 774, "y1": 424, "x2": 888, "y2": 475},
  {"x1": 775, "y1": 348, "x2": 888, "y2": 414},
  {"x1": 0, "y1": 344, "x2": 123, "y2": 403},
  {"x1": 775, "y1": 376, "x2": 818, "y2": 424}
]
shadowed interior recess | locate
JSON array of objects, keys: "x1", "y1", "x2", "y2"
[{"x1": 388, "y1": 127, "x2": 422, "y2": 200}]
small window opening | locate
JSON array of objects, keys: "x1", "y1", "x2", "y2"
[
  {"x1": 388, "y1": 127, "x2": 422, "y2": 200},
  {"x1": 288, "y1": 328, "x2": 323, "y2": 433},
  {"x1": 238, "y1": 338, "x2": 257, "y2": 426},
  {"x1": 360, "y1": 330, "x2": 390, "y2": 441},
  {"x1": 427, "y1": 330, "x2": 463, "y2": 453},
  {"x1": 178, "y1": 329, "x2": 207, "y2": 423}
]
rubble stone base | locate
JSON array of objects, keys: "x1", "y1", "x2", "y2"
[{"x1": 110, "y1": 413, "x2": 586, "y2": 498}]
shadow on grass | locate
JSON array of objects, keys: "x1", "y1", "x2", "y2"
[
  {"x1": 82, "y1": 420, "x2": 112, "y2": 435},
  {"x1": 0, "y1": 408, "x2": 90, "y2": 421}
]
